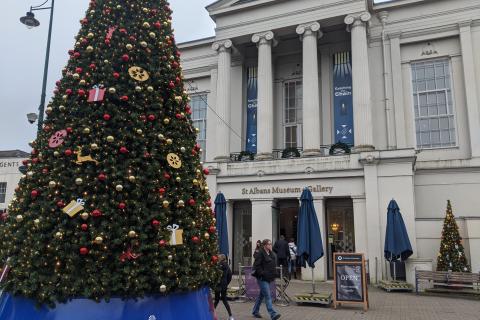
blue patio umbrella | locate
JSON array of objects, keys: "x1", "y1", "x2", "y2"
[
  {"x1": 297, "y1": 188, "x2": 324, "y2": 293},
  {"x1": 214, "y1": 192, "x2": 229, "y2": 257},
  {"x1": 384, "y1": 199, "x2": 413, "y2": 280}
]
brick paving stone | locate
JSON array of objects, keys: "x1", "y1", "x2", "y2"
[{"x1": 214, "y1": 280, "x2": 480, "y2": 320}]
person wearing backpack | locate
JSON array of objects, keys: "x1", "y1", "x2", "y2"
[{"x1": 214, "y1": 254, "x2": 234, "y2": 320}]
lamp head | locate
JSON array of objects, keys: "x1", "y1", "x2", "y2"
[
  {"x1": 20, "y1": 11, "x2": 40, "y2": 29},
  {"x1": 27, "y1": 113, "x2": 38, "y2": 124}
]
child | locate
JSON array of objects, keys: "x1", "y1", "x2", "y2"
[{"x1": 214, "y1": 254, "x2": 234, "y2": 320}]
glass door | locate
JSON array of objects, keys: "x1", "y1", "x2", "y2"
[{"x1": 233, "y1": 201, "x2": 252, "y2": 272}]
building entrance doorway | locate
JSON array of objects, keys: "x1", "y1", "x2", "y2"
[
  {"x1": 326, "y1": 198, "x2": 355, "y2": 279},
  {"x1": 232, "y1": 201, "x2": 252, "y2": 273},
  {"x1": 274, "y1": 199, "x2": 300, "y2": 278}
]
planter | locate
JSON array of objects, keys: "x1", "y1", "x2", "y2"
[{"x1": 0, "y1": 287, "x2": 214, "y2": 320}]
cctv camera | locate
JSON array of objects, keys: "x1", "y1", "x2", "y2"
[{"x1": 26, "y1": 113, "x2": 38, "y2": 124}]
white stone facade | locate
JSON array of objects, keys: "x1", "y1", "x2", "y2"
[
  {"x1": 0, "y1": 151, "x2": 28, "y2": 213},
  {"x1": 179, "y1": 0, "x2": 480, "y2": 282}
]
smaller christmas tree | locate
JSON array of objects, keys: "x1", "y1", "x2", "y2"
[{"x1": 436, "y1": 200, "x2": 470, "y2": 272}]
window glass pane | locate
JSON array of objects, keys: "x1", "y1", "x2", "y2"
[
  {"x1": 431, "y1": 131, "x2": 440, "y2": 145},
  {"x1": 430, "y1": 118, "x2": 439, "y2": 130},
  {"x1": 0, "y1": 182, "x2": 6, "y2": 203},
  {"x1": 189, "y1": 94, "x2": 207, "y2": 160}
]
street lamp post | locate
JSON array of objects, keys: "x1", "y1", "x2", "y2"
[{"x1": 20, "y1": 0, "x2": 55, "y2": 135}]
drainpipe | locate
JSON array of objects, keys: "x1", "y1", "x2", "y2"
[{"x1": 378, "y1": 11, "x2": 396, "y2": 149}]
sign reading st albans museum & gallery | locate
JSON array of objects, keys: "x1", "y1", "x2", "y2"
[{"x1": 333, "y1": 253, "x2": 369, "y2": 311}]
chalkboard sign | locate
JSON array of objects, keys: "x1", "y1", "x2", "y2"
[{"x1": 333, "y1": 253, "x2": 368, "y2": 311}]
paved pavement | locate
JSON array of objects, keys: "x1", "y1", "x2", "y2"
[{"x1": 214, "y1": 280, "x2": 480, "y2": 320}]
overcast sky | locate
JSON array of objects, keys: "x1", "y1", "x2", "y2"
[{"x1": 0, "y1": 0, "x2": 390, "y2": 151}]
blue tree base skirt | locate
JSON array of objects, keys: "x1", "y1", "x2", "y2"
[{"x1": 0, "y1": 287, "x2": 214, "y2": 320}]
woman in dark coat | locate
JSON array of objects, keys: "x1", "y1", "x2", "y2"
[{"x1": 214, "y1": 254, "x2": 234, "y2": 320}]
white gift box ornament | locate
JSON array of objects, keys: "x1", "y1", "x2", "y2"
[
  {"x1": 167, "y1": 224, "x2": 183, "y2": 245},
  {"x1": 88, "y1": 85, "x2": 106, "y2": 102}
]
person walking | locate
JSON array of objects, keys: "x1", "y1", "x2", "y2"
[
  {"x1": 252, "y1": 239, "x2": 281, "y2": 320},
  {"x1": 273, "y1": 235, "x2": 289, "y2": 276},
  {"x1": 288, "y1": 238, "x2": 297, "y2": 279},
  {"x1": 254, "y1": 240, "x2": 262, "y2": 259},
  {"x1": 214, "y1": 254, "x2": 234, "y2": 320}
]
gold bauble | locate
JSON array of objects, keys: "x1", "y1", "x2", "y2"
[
  {"x1": 59, "y1": 105, "x2": 66, "y2": 112},
  {"x1": 176, "y1": 177, "x2": 181, "y2": 182},
  {"x1": 180, "y1": 147, "x2": 186, "y2": 153},
  {"x1": 162, "y1": 200, "x2": 169, "y2": 208},
  {"x1": 49, "y1": 181, "x2": 57, "y2": 188},
  {"x1": 149, "y1": 32, "x2": 156, "y2": 38},
  {"x1": 73, "y1": 73, "x2": 80, "y2": 79},
  {"x1": 27, "y1": 171, "x2": 34, "y2": 177},
  {"x1": 160, "y1": 285, "x2": 167, "y2": 292},
  {"x1": 195, "y1": 127, "x2": 200, "y2": 133},
  {"x1": 135, "y1": 86, "x2": 142, "y2": 92},
  {"x1": 157, "y1": 133, "x2": 164, "y2": 140},
  {"x1": 46, "y1": 106, "x2": 53, "y2": 114},
  {"x1": 106, "y1": 136, "x2": 114, "y2": 142},
  {"x1": 79, "y1": 79, "x2": 86, "y2": 86},
  {"x1": 75, "y1": 178, "x2": 83, "y2": 185},
  {"x1": 126, "y1": 44, "x2": 133, "y2": 50},
  {"x1": 16, "y1": 215, "x2": 23, "y2": 222},
  {"x1": 53, "y1": 151, "x2": 60, "y2": 157},
  {"x1": 147, "y1": 86, "x2": 154, "y2": 92},
  {"x1": 128, "y1": 176, "x2": 136, "y2": 182},
  {"x1": 86, "y1": 46, "x2": 94, "y2": 53},
  {"x1": 87, "y1": 32, "x2": 94, "y2": 39},
  {"x1": 55, "y1": 232, "x2": 63, "y2": 239},
  {"x1": 166, "y1": 139, "x2": 173, "y2": 145},
  {"x1": 177, "y1": 200, "x2": 185, "y2": 207},
  {"x1": 108, "y1": 87, "x2": 116, "y2": 94},
  {"x1": 143, "y1": 22, "x2": 150, "y2": 28},
  {"x1": 34, "y1": 219, "x2": 40, "y2": 226},
  {"x1": 175, "y1": 96, "x2": 183, "y2": 103},
  {"x1": 205, "y1": 186, "x2": 209, "y2": 191},
  {"x1": 140, "y1": 41, "x2": 148, "y2": 48},
  {"x1": 116, "y1": 5, "x2": 121, "y2": 9},
  {"x1": 163, "y1": 118, "x2": 170, "y2": 125},
  {"x1": 94, "y1": 236, "x2": 103, "y2": 244},
  {"x1": 192, "y1": 179, "x2": 199, "y2": 185},
  {"x1": 142, "y1": 8, "x2": 149, "y2": 13},
  {"x1": 196, "y1": 169, "x2": 201, "y2": 174},
  {"x1": 91, "y1": 143, "x2": 98, "y2": 150},
  {"x1": 167, "y1": 255, "x2": 173, "y2": 260},
  {"x1": 204, "y1": 232, "x2": 210, "y2": 239},
  {"x1": 62, "y1": 95, "x2": 68, "y2": 100},
  {"x1": 128, "y1": 230, "x2": 137, "y2": 238},
  {"x1": 136, "y1": 129, "x2": 143, "y2": 135},
  {"x1": 115, "y1": 185, "x2": 124, "y2": 192},
  {"x1": 104, "y1": 59, "x2": 109, "y2": 64},
  {"x1": 80, "y1": 212, "x2": 89, "y2": 220},
  {"x1": 83, "y1": 127, "x2": 91, "y2": 134}
]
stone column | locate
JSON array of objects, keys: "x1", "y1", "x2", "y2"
[
  {"x1": 252, "y1": 31, "x2": 276, "y2": 160},
  {"x1": 389, "y1": 33, "x2": 407, "y2": 149},
  {"x1": 345, "y1": 12, "x2": 374, "y2": 151},
  {"x1": 296, "y1": 22, "x2": 322, "y2": 156},
  {"x1": 459, "y1": 22, "x2": 480, "y2": 158},
  {"x1": 352, "y1": 195, "x2": 368, "y2": 255},
  {"x1": 251, "y1": 199, "x2": 273, "y2": 256},
  {"x1": 212, "y1": 40, "x2": 233, "y2": 162}
]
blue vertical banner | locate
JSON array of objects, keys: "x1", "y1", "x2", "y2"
[
  {"x1": 333, "y1": 52, "x2": 354, "y2": 145},
  {"x1": 246, "y1": 67, "x2": 258, "y2": 153}
]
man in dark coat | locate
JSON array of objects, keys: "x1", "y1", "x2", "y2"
[
  {"x1": 252, "y1": 239, "x2": 281, "y2": 320},
  {"x1": 273, "y1": 235, "x2": 290, "y2": 276}
]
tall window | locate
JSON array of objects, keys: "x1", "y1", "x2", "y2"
[
  {"x1": 0, "y1": 183, "x2": 7, "y2": 203},
  {"x1": 412, "y1": 59, "x2": 456, "y2": 149},
  {"x1": 283, "y1": 80, "x2": 303, "y2": 148},
  {"x1": 190, "y1": 94, "x2": 208, "y2": 161}
]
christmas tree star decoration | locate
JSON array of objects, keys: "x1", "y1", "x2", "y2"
[
  {"x1": 0, "y1": 0, "x2": 219, "y2": 310},
  {"x1": 436, "y1": 200, "x2": 471, "y2": 272}
]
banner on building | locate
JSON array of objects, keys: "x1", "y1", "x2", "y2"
[
  {"x1": 246, "y1": 67, "x2": 258, "y2": 153},
  {"x1": 333, "y1": 52, "x2": 354, "y2": 145}
]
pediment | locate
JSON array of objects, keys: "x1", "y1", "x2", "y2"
[{"x1": 207, "y1": 0, "x2": 284, "y2": 20}]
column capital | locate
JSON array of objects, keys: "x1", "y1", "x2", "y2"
[
  {"x1": 344, "y1": 12, "x2": 371, "y2": 29},
  {"x1": 252, "y1": 31, "x2": 277, "y2": 46},
  {"x1": 296, "y1": 21, "x2": 322, "y2": 38},
  {"x1": 212, "y1": 39, "x2": 233, "y2": 52}
]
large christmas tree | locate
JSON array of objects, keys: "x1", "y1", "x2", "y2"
[
  {"x1": 436, "y1": 201, "x2": 470, "y2": 272},
  {"x1": 0, "y1": 0, "x2": 218, "y2": 307}
]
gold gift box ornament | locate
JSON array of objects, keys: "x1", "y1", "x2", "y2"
[
  {"x1": 62, "y1": 198, "x2": 85, "y2": 217},
  {"x1": 167, "y1": 224, "x2": 183, "y2": 245}
]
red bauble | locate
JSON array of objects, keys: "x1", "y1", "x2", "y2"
[
  {"x1": 31, "y1": 190, "x2": 39, "y2": 198},
  {"x1": 151, "y1": 219, "x2": 160, "y2": 227},
  {"x1": 159, "y1": 239, "x2": 167, "y2": 247},
  {"x1": 57, "y1": 201, "x2": 65, "y2": 208},
  {"x1": 89, "y1": 63, "x2": 96, "y2": 70},
  {"x1": 175, "y1": 113, "x2": 182, "y2": 119},
  {"x1": 98, "y1": 173, "x2": 106, "y2": 181},
  {"x1": 171, "y1": 61, "x2": 179, "y2": 69},
  {"x1": 73, "y1": 52, "x2": 81, "y2": 58},
  {"x1": 103, "y1": 114, "x2": 111, "y2": 121},
  {"x1": 22, "y1": 160, "x2": 28, "y2": 165},
  {"x1": 31, "y1": 149, "x2": 37, "y2": 155},
  {"x1": 75, "y1": 67, "x2": 83, "y2": 73},
  {"x1": 64, "y1": 149, "x2": 73, "y2": 156},
  {"x1": 203, "y1": 168, "x2": 210, "y2": 175},
  {"x1": 113, "y1": 72, "x2": 120, "y2": 79},
  {"x1": 139, "y1": 114, "x2": 147, "y2": 122},
  {"x1": 119, "y1": 146, "x2": 128, "y2": 154},
  {"x1": 144, "y1": 152, "x2": 151, "y2": 158},
  {"x1": 118, "y1": 202, "x2": 126, "y2": 209},
  {"x1": 119, "y1": 28, "x2": 127, "y2": 34},
  {"x1": 42, "y1": 168, "x2": 49, "y2": 174},
  {"x1": 56, "y1": 80, "x2": 61, "y2": 86},
  {"x1": 80, "y1": 18, "x2": 88, "y2": 25},
  {"x1": 154, "y1": 21, "x2": 161, "y2": 29},
  {"x1": 120, "y1": 95, "x2": 129, "y2": 101},
  {"x1": 129, "y1": 36, "x2": 136, "y2": 42},
  {"x1": 81, "y1": 224, "x2": 88, "y2": 231},
  {"x1": 209, "y1": 226, "x2": 216, "y2": 234},
  {"x1": 206, "y1": 199, "x2": 212, "y2": 207},
  {"x1": 31, "y1": 158, "x2": 39, "y2": 164},
  {"x1": 122, "y1": 54, "x2": 130, "y2": 62},
  {"x1": 175, "y1": 77, "x2": 181, "y2": 84},
  {"x1": 159, "y1": 188, "x2": 166, "y2": 194},
  {"x1": 65, "y1": 89, "x2": 73, "y2": 95},
  {"x1": 168, "y1": 81, "x2": 175, "y2": 89},
  {"x1": 211, "y1": 255, "x2": 219, "y2": 263},
  {"x1": 147, "y1": 114, "x2": 156, "y2": 121},
  {"x1": 91, "y1": 209, "x2": 102, "y2": 217},
  {"x1": 66, "y1": 127, "x2": 73, "y2": 133},
  {"x1": 78, "y1": 89, "x2": 86, "y2": 96},
  {"x1": 192, "y1": 236, "x2": 200, "y2": 244},
  {"x1": 164, "y1": 173, "x2": 171, "y2": 180},
  {"x1": 79, "y1": 247, "x2": 89, "y2": 255},
  {"x1": 188, "y1": 199, "x2": 195, "y2": 206},
  {"x1": 43, "y1": 125, "x2": 51, "y2": 132}
]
